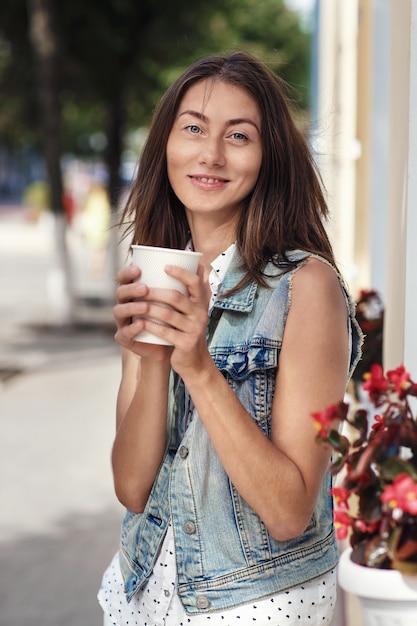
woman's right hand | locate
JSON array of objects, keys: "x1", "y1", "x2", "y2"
[{"x1": 113, "y1": 264, "x2": 172, "y2": 361}]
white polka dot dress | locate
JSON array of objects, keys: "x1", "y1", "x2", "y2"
[{"x1": 99, "y1": 527, "x2": 336, "y2": 626}]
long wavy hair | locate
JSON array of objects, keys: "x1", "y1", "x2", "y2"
[{"x1": 119, "y1": 51, "x2": 335, "y2": 289}]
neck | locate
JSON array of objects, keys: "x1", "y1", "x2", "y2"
[{"x1": 187, "y1": 216, "x2": 237, "y2": 272}]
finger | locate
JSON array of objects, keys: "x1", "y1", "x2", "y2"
[
  {"x1": 143, "y1": 287, "x2": 188, "y2": 312},
  {"x1": 115, "y1": 316, "x2": 145, "y2": 340},
  {"x1": 115, "y1": 281, "x2": 148, "y2": 305},
  {"x1": 113, "y1": 300, "x2": 147, "y2": 328},
  {"x1": 141, "y1": 296, "x2": 208, "y2": 338},
  {"x1": 116, "y1": 263, "x2": 141, "y2": 285},
  {"x1": 164, "y1": 265, "x2": 205, "y2": 301}
]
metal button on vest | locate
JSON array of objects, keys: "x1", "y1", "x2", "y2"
[
  {"x1": 196, "y1": 596, "x2": 210, "y2": 609},
  {"x1": 183, "y1": 520, "x2": 196, "y2": 534},
  {"x1": 179, "y1": 446, "x2": 189, "y2": 459}
]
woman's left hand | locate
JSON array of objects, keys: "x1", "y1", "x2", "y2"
[{"x1": 138, "y1": 264, "x2": 212, "y2": 377}]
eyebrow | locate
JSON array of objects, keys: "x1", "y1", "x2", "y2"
[{"x1": 178, "y1": 109, "x2": 260, "y2": 133}]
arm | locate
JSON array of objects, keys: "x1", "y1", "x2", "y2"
[
  {"x1": 111, "y1": 265, "x2": 173, "y2": 513},
  {"x1": 111, "y1": 349, "x2": 171, "y2": 513}
]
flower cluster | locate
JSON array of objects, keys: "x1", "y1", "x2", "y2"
[
  {"x1": 351, "y1": 289, "x2": 384, "y2": 387},
  {"x1": 312, "y1": 364, "x2": 417, "y2": 573}
]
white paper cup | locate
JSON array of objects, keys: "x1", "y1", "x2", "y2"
[{"x1": 131, "y1": 245, "x2": 202, "y2": 345}]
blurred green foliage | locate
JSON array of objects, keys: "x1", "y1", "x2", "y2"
[
  {"x1": 0, "y1": 0, "x2": 311, "y2": 209},
  {"x1": 0, "y1": 0, "x2": 310, "y2": 153}
]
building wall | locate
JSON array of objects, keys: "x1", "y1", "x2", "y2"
[{"x1": 314, "y1": 0, "x2": 417, "y2": 373}]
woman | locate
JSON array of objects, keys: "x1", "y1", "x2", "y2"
[{"x1": 98, "y1": 51, "x2": 362, "y2": 625}]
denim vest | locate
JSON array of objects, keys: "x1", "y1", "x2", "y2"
[{"x1": 119, "y1": 250, "x2": 362, "y2": 614}]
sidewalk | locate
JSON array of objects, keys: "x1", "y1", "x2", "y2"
[
  {"x1": 0, "y1": 206, "x2": 363, "y2": 626},
  {"x1": 0, "y1": 206, "x2": 124, "y2": 626}
]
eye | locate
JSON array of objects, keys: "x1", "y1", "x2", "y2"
[
  {"x1": 230, "y1": 132, "x2": 248, "y2": 142},
  {"x1": 186, "y1": 124, "x2": 202, "y2": 135}
]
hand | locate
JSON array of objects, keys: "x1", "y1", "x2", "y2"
[
  {"x1": 130, "y1": 264, "x2": 212, "y2": 378},
  {"x1": 113, "y1": 264, "x2": 172, "y2": 361}
]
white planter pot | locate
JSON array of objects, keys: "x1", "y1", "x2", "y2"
[{"x1": 338, "y1": 548, "x2": 417, "y2": 626}]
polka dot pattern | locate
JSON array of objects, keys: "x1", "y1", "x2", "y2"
[
  {"x1": 207, "y1": 243, "x2": 236, "y2": 308},
  {"x1": 98, "y1": 528, "x2": 336, "y2": 626}
]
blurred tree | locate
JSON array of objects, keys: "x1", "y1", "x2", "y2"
[
  {"x1": 0, "y1": 1, "x2": 36, "y2": 151},
  {"x1": 27, "y1": 0, "x2": 63, "y2": 216},
  {"x1": 57, "y1": 0, "x2": 233, "y2": 208},
  {"x1": 220, "y1": 0, "x2": 311, "y2": 108},
  {"x1": 58, "y1": 0, "x2": 310, "y2": 208},
  {"x1": 0, "y1": 0, "x2": 310, "y2": 321},
  {"x1": 26, "y1": 0, "x2": 76, "y2": 321},
  {"x1": 1, "y1": 0, "x2": 310, "y2": 207}
]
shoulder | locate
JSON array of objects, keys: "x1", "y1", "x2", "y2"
[
  {"x1": 290, "y1": 256, "x2": 348, "y2": 319},
  {"x1": 294, "y1": 255, "x2": 340, "y2": 287}
]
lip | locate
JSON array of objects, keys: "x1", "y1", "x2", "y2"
[{"x1": 189, "y1": 174, "x2": 229, "y2": 190}]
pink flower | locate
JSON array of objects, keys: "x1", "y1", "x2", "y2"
[{"x1": 381, "y1": 474, "x2": 417, "y2": 515}]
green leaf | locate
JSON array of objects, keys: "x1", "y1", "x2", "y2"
[
  {"x1": 380, "y1": 457, "x2": 417, "y2": 480},
  {"x1": 327, "y1": 430, "x2": 350, "y2": 454},
  {"x1": 329, "y1": 455, "x2": 346, "y2": 475}
]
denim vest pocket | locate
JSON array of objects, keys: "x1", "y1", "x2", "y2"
[{"x1": 212, "y1": 342, "x2": 278, "y2": 437}]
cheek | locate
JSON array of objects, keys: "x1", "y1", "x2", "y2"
[
  {"x1": 166, "y1": 149, "x2": 182, "y2": 186},
  {"x1": 166, "y1": 135, "x2": 180, "y2": 172},
  {"x1": 166, "y1": 137, "x2": 189, "y2": 165},
  {"x1": 242, "y1": 155, "x2": 262, "y2": 189}
]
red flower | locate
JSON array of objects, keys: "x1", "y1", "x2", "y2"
[
  {"x1": 358, "y1": 288, "x2": 379, "y2": 301},
  {"x1": 386, "y1": 365, "x2": 411, "y2": 396},
  {"x1": 362, "y1": 364, "x2": 388, "y2": 404},
  {"x1": 353, "y1": 518, "x2": 380, "y2": 535},
  {"x1": 381, "y1": 474, "x2": 417, "y2": 515},
  {"x1": 334, "y1": 510, "x2": 352, "y2": 540},
  {"x1": 313, "y1": 361, "x2": 417, "y2": 572},
  {"x1": 330, "y1": 486, "x2": 350, "y2": 509},
  {"x1": 371, "y1": 414, "x2": 385, "y2": 432},
  {"x1": 311, "y1": 404, "x2": 340, "y2": 438}
]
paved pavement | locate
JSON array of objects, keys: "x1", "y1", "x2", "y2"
[
  {"x1": 0, "y1": 205, "x2": 124, "y2": 626},
  {"x1": 0, "y1": 204, "x2": 363, "y2": 626}
]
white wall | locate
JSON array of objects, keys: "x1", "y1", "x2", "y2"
[
  {"x1": 369, "y1": 0, "x2": 390, "y2": 300},
  {"x1": 384, "y1": 0, "x2": 417, "y2": 373},
  {"x1": 403, "y1": 0, "x2": 417, "y2": 376}
]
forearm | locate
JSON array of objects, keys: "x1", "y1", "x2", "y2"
[{"x1": 112, "y1": 358, "x2": 171, "y2": 513}]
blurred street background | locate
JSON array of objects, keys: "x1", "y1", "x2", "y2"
[{"x1": 0, "y1": 201, "x2": 125, "y2": 626}]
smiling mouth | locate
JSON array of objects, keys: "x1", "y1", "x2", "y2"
[{"x1": 192, "y1": 176, "x2": 228, "y2": 184}]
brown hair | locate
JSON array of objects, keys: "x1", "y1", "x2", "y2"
[{"x1": 120, "y1": 51, "x2": 335, "y2": 289}]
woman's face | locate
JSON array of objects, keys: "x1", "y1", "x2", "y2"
[{"x1": 166, "y1": 79, "x2": 262, "y2": 225}]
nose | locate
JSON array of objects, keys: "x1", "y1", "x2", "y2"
[{"x1": 199, "y1": 137, "x2": 225, "y2": 168}]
